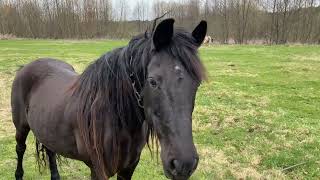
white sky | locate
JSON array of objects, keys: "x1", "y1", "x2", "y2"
[{"x1": 111, "y1": 0, "x2": 175, "y2": 20}]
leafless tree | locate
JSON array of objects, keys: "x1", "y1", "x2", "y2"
[
  {"x1": 0, "y1": 0, "x2": 319, "y2": 43},
  {"x1": 133, "y1": 0, "x2": 148, "y2": 32}
]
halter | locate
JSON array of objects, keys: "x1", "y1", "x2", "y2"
[{"x1": 129, "y1": 56, "x2": 144, "y2": 108}]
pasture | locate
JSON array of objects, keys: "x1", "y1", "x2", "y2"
[{"x1": 0, "y1": 40, "x2": 319, "y2": 179}]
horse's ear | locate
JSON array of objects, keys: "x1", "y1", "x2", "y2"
[
  {"x1": 192, "y1": 21, "x2": 207, "y2": 46},
  {"x1": 153, "y1": 18, "x2": 175, "y2": 51}
]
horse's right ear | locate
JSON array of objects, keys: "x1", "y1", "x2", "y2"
[{"x1": 153, "y1": 18, "x2": 175, "y2": 51}]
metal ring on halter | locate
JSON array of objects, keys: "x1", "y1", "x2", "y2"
[
  {"x1": 129, "y1": 56, "x2": 144, "y2": 109},
  {"x1": 131, "y1": 80, "x2": 144, "y2": 108}
]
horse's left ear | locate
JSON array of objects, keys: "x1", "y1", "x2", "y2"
[{"x1": 192, "y1": 21, "x2": 207, "y2": 46}]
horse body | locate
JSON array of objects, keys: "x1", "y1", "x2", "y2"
[
  {"x1": 12, "y1": 58, "x2": 146, "y2": 179},
  {"x1": 13, "y1": 59, "x2": 82, "y2": 157}
]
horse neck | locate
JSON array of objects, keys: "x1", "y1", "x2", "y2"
[{"x1": 117, "y1": 48, "x2": 146, "y2": 131}]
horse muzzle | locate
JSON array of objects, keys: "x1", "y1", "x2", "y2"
[{"x1": 164, "y1": 156, "x2": 199, "y2": 180}]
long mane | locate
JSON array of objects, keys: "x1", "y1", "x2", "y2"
[{"x1": 71, "y1": 28, "x2": 206, "y2": 179}]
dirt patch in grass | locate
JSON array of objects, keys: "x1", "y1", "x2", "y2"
[
  {"x1": 0, "y1": 73, "x2": 15, "y2": 138},
  {"x1": 197, "y1": 145, "x2": 287, "y2": 179},
  {"x1": 0, "y1": 34, "x2": 16, "y2": 40}
]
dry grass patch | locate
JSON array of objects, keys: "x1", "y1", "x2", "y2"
[
  {"x1": 0, "y1": 72, "x2": 15, "y2": 138},
  {"x1": 0, "y1": 34, "x2": 16, "y2": 40},
  {"x1": 196, "y1": 145, "x2": 287, "y2": 179}
]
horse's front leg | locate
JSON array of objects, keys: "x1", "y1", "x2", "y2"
[
  {"x1": 117, "y1": 158, "x2": 140, "y2": 180},
  {"x1": 90, "y1": 167, "x2": 98, "y2": 180},
  {"x1": 86, "y1": 162, "x2": 103, "y2": 180},
  {"x1": 45, "y1": 147, "x2": 60, "y2": 180}
]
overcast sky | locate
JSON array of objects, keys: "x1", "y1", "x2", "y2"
[{"x1": 111, "y1": 0, "x2": 174, "y2": 20}]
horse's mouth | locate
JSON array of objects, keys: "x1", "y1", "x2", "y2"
[
  {"x1": 164, "y1": 169, "x2": 173, "y2": 179},
  {"x1": 164, "y1": 168, "x2": 190, "y2": 180}
]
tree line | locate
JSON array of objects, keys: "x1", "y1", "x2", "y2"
[{"x1": 0, "y1": 0, "x2": 319, "y2": 44}]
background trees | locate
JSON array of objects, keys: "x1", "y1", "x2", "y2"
[{"x1": 0, "y1": 0, "x2": 319, "y2": 43}]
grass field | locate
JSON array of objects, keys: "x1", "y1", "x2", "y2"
[{"x1": 0, "y1": 40, "x2": 319, "y2": 180}]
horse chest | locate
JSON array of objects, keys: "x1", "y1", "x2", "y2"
[{"x1": 104, "y1": 126, "x2": 146, "y2": 172}]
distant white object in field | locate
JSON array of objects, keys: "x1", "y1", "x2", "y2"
[{"x1": 203, "y1": 35, "x2": 213, "y2": 45}]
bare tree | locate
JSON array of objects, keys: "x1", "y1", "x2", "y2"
[
  {"x1": 231, "y1": 0, "x2": 252, "y2": 44},
  {"x1": 133, "y1": 0, "x2": 148, "y2": 32},
  {"x1": 0, "y1": 0, "x2": 319, "y2": 42}
]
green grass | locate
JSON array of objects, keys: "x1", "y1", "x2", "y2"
[{"x1": 0, "y1": 40, "x2": 320, "y2": 179}]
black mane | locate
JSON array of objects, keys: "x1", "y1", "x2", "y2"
[{"x1": 71, "y1": 28, "x2": 206, "y2": 177}]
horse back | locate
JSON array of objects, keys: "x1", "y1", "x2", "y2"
[{"x1": 12, "y1": 58, "x2": 76, "y2": 109}]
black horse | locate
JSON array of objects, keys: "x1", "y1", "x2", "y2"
[{"x1": 11, "y1": 18, "x2": 207, "y2": 180}]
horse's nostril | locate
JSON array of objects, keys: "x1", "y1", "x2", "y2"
[
  {"x1": 170, "y1": 159, "x2": 178, "y2": 176},
  {"x1": 173, "y1": 159, "x2": 179, "y2": 168},
  {"x1": 192, "y1": 158, "x2": 199, "y2": 170},
  {"x1": 170, "y1": 159, "x2": 181, "y2": 174},
  {"x1": 188, "y1": 158, "x2": 198, "y2": 175}
]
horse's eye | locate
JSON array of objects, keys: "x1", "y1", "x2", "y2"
[{"x1": 148, "y1": 78, "x2": 158, "y2": 88}]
